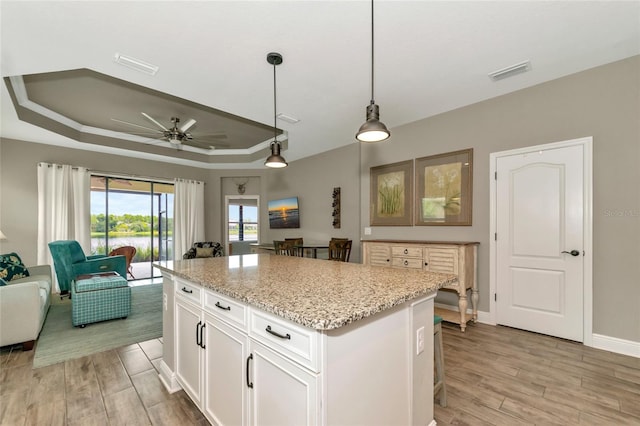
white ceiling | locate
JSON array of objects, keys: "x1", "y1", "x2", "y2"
[{"x1": 2, "y1": 1, "x2": 639, "y2": 169}]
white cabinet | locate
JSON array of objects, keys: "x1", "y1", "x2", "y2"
[
  {"x1": 363, "y1": 240, "x2": 479, "y2": 331},
  {"x1": 175, "y1": 282, "x2": 318, "y2": 426},
  {"x1": 175, "y1": 295, "x2": 204, "y2": 406},
  {"x1": 172, "y1": 276, "x2": 436, "y2": 425},
  {"x1": 204, "y1": 313, "x2": 248, "y2": 426},
  {"x1": 248, "y1": 340, "x2": 319, "y2": 426}
]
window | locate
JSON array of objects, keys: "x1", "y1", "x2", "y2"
[
  {"x1": 90, "y1": 175, "x2": 174, "y2": 280},
  {"x1": 228, "y1": 202, "x2": 258, "y2": 242}
]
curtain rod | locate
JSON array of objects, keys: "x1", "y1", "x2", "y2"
[
  {"x1": 38, "y1": 163, "x2": 203, "y2": 185},
  {"x1": 91, "y1": 170, "x2": 176, "y2": 184}
]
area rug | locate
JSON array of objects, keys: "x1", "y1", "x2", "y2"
[{"x1": 33, "y1": 284, "x2": 162, "y2": 368}]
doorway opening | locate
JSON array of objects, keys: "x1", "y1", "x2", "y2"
[{"x1": 90, "y1": 175, "x2": 174, "y2": 281}]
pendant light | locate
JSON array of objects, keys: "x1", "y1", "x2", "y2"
[
  {"x1": 356, "y1": 0, "x2": 390, "y2": 143},
  {"x1": 264, "y1": 52, "x2": 288, "y2": 168}
]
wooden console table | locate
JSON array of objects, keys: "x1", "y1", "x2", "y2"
[{"x1": 362, "y1": 240, "x2": 479, "y2": 331}]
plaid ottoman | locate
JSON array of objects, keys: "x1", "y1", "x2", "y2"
[{"x1": 72, "y1": 272, "x2": 131, "y2": 327}]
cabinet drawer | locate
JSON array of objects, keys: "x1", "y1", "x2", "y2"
[
  {"x1": 203, "y1": 289, "x2": 248, "y2": 332},
  {"x1": 249, "y1": 309, "x2": 320, "y2": 373},
  {"x1": 391, "y1": 246, "x2": 423, "y2": 258},
  {"x1": 391, "y1": 257, "x2": 424, "y2": 269},
  {"x1": 175, "y1": 279, "x2": 202, "y2": 305}
]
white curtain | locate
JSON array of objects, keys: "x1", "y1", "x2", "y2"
[
  {"x1": 37, "y1": 163, "x2": 90, "y2": 292},
  {"x1": 173, "y1": 178, "x2": 205, "y2": 260}
]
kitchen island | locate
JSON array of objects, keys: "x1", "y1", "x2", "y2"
[{"x1": 154, "y1": 254, "x2": 456, "y2": 426}]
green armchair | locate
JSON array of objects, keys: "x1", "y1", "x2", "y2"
[{"x1": 48, "y1": 240, "x2": 127, "y2": 294}]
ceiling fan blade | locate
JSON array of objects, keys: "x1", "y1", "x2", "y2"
[
  {"x1": 142, "y1": 112, "x2": 169, "y2": 131},
  {"x1": 111, "y1": 118, "x2": 162, "y2": 133},
  {"x1": 185, "y1": 139, "x2": 229, "y2": 149},
  {"x1": 180, "y1": 118, "x2": 196, "y2": 133},
  {"x1": 196, "y1": 133, "x2": 228, "y2": 140}
]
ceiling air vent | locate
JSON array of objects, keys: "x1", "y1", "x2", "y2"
[
  {"x1": 488, "y1": 60, "x2": 531, "y2": 81},
  {"x1": 114, "y1": 53, "x2": 159, "y2": 76}
]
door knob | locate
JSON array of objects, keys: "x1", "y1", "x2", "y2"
[{"x1": 562, "y1": 250, "x2": 580, "y2": 256}]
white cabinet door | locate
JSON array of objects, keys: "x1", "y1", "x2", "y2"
[
  {"x1": 248, "y1": 340, "x2": 319, "y2": 426},
  {"x1": 175, "y1": 297, "x2": 203, "y2": 406},
  {"x1": 204, "y1": 313, "x2": 249, "y2": 426}
]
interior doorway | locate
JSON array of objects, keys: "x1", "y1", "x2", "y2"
[
  {"x1": 490, "y1": 137, "x2": 592, "y2": 343},
  {"x1": 224, "y1": 195, "x2": 260, "y2": 256}
]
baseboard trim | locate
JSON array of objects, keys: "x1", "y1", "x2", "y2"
[
  {"x1": 434, "y1": 303, "x2": 494, "y2": 325},
  {"x1": 592, "y1": 333, "x2": 640, "y2": 358},
  {"x1": 158, "y1": 360, "x2": 181, "y2": 393}
]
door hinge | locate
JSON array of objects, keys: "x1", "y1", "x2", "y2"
[
  {"x1": 494, "y1": 293, "x2": 497, "y2": 302},
  {"x1": 494, "y1": 171, "x2": 497, "y2": 180},
  {"x1": 494, "y1": 233, "x2": 497, "y2": 241}
]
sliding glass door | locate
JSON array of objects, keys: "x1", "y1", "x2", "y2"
[{"x1": 90, "y1": 176, "x2": 174, "y2": 280}]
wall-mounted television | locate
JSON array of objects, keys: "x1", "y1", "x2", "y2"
[{"x1": 268, "y1": 197, "x2": 300, "y2": 229}]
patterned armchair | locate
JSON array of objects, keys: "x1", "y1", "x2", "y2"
[
  {"x1": 48, "y1": 240, "x2": 127, "y2": 294},
  {"x1": 183, "y1": 241, "x2": 224, "y2": 259}
]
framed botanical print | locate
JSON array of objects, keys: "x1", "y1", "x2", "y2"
[
  {"x1": 415, "y1": 149, "x2": 473, "y2": 226},
  {"x1": 370, "y1": 160, "x2": 413, "y2": 226}
]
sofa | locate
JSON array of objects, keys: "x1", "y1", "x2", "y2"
[{"x1": 0, "y1": 264, "x2": 52, "y2": 350}]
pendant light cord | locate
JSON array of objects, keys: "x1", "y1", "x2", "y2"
[
  {"x1": 273, "y1": 60, "x2": 277, "y2": 143},
  {"x1": 370, "y1": 0, "x2": 375, "y2": 104}
]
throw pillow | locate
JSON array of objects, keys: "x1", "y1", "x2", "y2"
[
  {"x1": 0, "y1": 252, "x2": 30, "y2": 282},
  {"x1": 195, "y1": 247, "x2": 214, "y2": 258}
]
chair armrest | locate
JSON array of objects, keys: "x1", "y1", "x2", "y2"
[
  {"x1": 87, "y1": 254, "x2": 106, "y2": 260},
  {"x1": 73, "y1": 255, "x2": 127, "y2": 280}
]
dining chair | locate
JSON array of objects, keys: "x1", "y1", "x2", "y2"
[
  {"x1": 273, "y1": 240, "x2": 297, "y2": 256},
  {"x1": 327, "y1": 239, "x2": 352, "y2": 262},
  {"x1": 285, "y1": 237, "x2": 304, "y2": 257}
]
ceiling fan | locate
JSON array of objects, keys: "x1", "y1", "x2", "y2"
[{"x1": 112, "y1": 113, "x2": 228, "y2": 150}]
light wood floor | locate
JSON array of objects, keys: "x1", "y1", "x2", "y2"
[
  {"x1": 0, "y1": 338, "x2": 207, "y2": 425},
  {"x1": 435, "y1": 322, "x2": 640, "y2": 425},
  {"x1": 1, "y1": 322, "x2": 639, "y2": 425}
]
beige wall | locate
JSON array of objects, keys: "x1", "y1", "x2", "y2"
[
  {"x1": 360, "y1": 55, "x2": 640, "y2": 342},
  {"x1": 0, "y1": 139, "x2": 210, "y2": 265},
  {"x1": 1, "y1": 56, "x2": 638, "y2": 344}
]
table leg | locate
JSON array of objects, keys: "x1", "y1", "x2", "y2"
[{"x1": 458, "y1": 294, "x2": 468, "y2": 332}]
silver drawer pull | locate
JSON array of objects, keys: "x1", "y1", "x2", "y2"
[
  {"x1": 266, "y1": 325, "x2": 291, "y2": 340},
  {"x1": 404, "y1": 260, "x2": 409, "y2": 266},
  {"x1": 404, "y1": 248, "x2": 409, "y2": 254}
]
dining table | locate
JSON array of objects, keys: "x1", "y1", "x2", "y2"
[{"x1": 294, "y1": 243, "x2": 329, "y2": 259}]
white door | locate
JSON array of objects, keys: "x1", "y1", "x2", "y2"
[{"x1": 496, "y1": 143, "x2": 585, "y2": 341}]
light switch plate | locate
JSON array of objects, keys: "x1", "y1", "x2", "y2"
[{"x1": 364, "y1": 227, "x2": 372, "y2": 235}]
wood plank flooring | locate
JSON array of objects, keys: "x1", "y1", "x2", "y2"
[
  {"x1": 1, "y1": 323, "x2": 639, "y2": 425},
  {"x1": 435, "y1": 322, "x2": 640, "y2": 425},
  {"x1": 0, "y1": 338, "x2": 207, "y2": 426}
]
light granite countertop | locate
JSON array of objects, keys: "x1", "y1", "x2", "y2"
[{"x1": 154, "y1": 254, "x2": 457, "y2": 331}]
